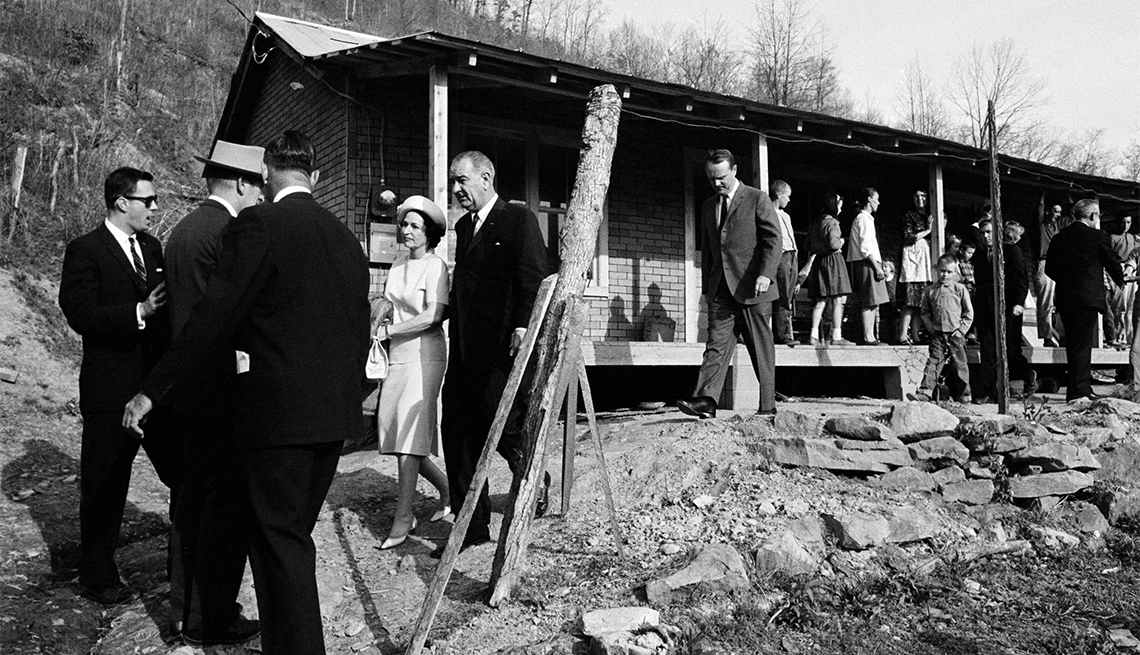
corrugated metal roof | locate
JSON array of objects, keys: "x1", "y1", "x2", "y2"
[{"x1": 257, "y1": 13, "x2": 384, "y2": 58}]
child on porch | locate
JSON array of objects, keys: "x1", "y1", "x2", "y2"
[{"x1": 910, "y1": 255, "x2": 973, "y2": 403}]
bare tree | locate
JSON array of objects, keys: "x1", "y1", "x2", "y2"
[
  {"x1": 665, "y1": 18, "x2": 744, "y2": 95},
  {"x1": 1119, "y1": 140, "x2": 1140, "y2": 182},
  {"x1": 745, "y1": 0, "x2": 842, "y2": 112},
  {"x1": 949, "y1": 39, "x2": 1046, "y2": 150},
  {"x1": 1052, "y1": 128, "x2": 1115, "y2": 176},
  {"x1": 600, "y1": 20, "x2": 670, "y2": 80},
  {"x1": 893, "y1": 55, "x2": 949, "y2": 138}
]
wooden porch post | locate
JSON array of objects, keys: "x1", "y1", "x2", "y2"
[
  {"x1": 429, "y1": 64, "x2": 450, "y2": 262},
  {"x1": 929, "y1": 160, "x2": 946, "y2": 270},
  {"x1": 752, "y1": 133, "x2": 769, "y2": 192}
]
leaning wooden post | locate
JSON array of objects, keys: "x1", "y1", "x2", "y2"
[
  {"x1": 577, "y1": 358, "x2": 626, "y2": 558},
  {"x1": 403, "y1": 275, "x2": 557, "y2": 655},
  {"x1": 487, "y1": 84, "x2": 622, "y2": 606},
  {"x1": 987, "y1": 101, "x2": 1010, "y2": 413}
]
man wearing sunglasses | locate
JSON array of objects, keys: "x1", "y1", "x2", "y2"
[{"x1": 59, "y1": 167, "x2": 177, "y2": 606}]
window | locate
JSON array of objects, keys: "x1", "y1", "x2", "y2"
[{"x1": 463, "y1": 126, "x2": 608, "y2": 295}]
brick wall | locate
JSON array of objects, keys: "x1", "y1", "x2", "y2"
[
  {"x1": 245, "y1": 51, "x2": 349, "y2": 226},
  {"x1": 600, "y1": 121, "x2": 690, "y2": 342}
]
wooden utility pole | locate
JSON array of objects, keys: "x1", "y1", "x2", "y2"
[
  {"x1": 488, "y1": 83, "x2": 622, "y2": 606},
  {"x1": 987, "y1": 101, "x2": 1010, "y2": 413}
]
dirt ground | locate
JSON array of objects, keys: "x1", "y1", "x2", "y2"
[{"x1": 5, "y1": 266, "x2": 1140, "y2": 655}]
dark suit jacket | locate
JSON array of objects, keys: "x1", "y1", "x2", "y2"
[
  {"x1": 1046, "y1": 220, "x2": 1123, "y2": 313},
  {"x1": 59, "y1": 223, "x2": 168, "y2": 413},
  {"x1": 700, "y1": 183, "x2": 782, "y2": 305},
  {"x1": 449, "y1": 197, "x2": 549, "y2": 371},
  {"x1": 163, "y1": 198, "x2": 236, "y2": 416},
  {"x1": 141, "y1": 192, "x2": 371, "y2": 449},
  {"x1": 974, "y1": 241, "x2": 1030, "y2": 313}
]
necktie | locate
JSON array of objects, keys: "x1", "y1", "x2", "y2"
[
  {"x1": 129, "y1": 236, "x2": 146, "y2": 286},
  {"x1": 718, "y1": 196, "x2": 729, "y2": 230}
]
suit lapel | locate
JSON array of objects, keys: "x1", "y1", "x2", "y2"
[
  {"x1": 99, "y1": 224, "x2": 146, "y2": 296},
  {"x1": 468, "y1": 198, "x2": 503, "y2": 253}
]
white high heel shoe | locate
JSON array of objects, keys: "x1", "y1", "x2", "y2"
[{"x1": 378, "y1": 516, "x2": 417, "y2": 550}]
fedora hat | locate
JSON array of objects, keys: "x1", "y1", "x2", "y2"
[
  {"x1": 397, "y1": 195, "x2": 447, "y2": 231},
  {"x1": 194, "y1": 140, "x2": 265, "y2": 180}
]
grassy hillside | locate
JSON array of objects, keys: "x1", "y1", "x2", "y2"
[{"x1": 0, "y1": 0, "x2": 536, "y2": 278}]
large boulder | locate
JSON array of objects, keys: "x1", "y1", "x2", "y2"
[
  {"x1": 822, "y1": 512, "x2": 890, "y2": 550},
  {"x1": 886, "y1": 508, "x2": 942, "y2": 543},
  {"x1": 1007, "y1": 443, "x2": 1101, "y2": 472},
  {"x1": 645, "y1": 544, "x2": 749, "y2": 605},
  {"x1": 1090, "y1": 397, "x2": 1140, "y2": 417},
  {"x1": 835, "y1": 437, "x2": 907, "y2": 451},
  {"x1": 877, "y1": 466, "x2": 937, "y2": 492},
  {"x1": 931, "y1": 465, "x2": 966, "y2": 488},
  {"x1": 759, "y1": 438, "x2": 911, "y2": 474},
  {"x1": 773, "y1": 410, "x2": 823, "y2": 437},
  {"x1": 958, "y1": 413, "x2": 1017, "y2": 437},
  {"x1": 1008, "y1": 470, "x2": 1094, "y2": 499},
  {"x1": 1093, "y1": 442, "x2": 1140, "y2": 486},
  {"x1": 941, "y1": 479, "x2": 995, "y2": 505},
  {"x1": 581, "y1": 607, "x2": 659, "y2": 637},
  {"x1": 754, "y1": 530, "x2": 818, "y2": 576},
  {"x1": 888, "y1": 403, "x2": 960, "y2": 443},
  {"x1": 824, "y1": 415, "x2": 895, "y2": 441},
  {"x1": 907, "y1": 436, "x2": 970, "y2": 471}
]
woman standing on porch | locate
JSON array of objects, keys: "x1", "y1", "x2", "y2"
[
  {"x1": 374, "y1": 196, "x2": 452, "y2": 550},
  {"x1": 898, "y1": 190, "x2": 933, "y2": 345},
  {"x1": 846, "y1": 187, "x2": 889, "y2": 345},
  {"x1": 806, "y1": 191, "x2": 852, "y2": 346}
]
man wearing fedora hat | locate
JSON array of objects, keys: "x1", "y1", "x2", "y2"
[
  {"x1": 125, "y1": 130, "x2": 370, "y2": 655},
  {"x1": 159, "y1": 140, "x2": 264, "y2": 646}
]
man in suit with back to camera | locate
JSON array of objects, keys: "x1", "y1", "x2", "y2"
[
  {"x1": 123, "y1": 131, "x2": 371, "y2": 655},
  {"x1": 1046, "y1": 198, "x2": 1123, "y2": 402},
  {"x1": 59, "y1": 166, "x2": 179, "y2": 606},
  {"x1": 160, "y1": 140, "x2": 265, "y2": 647},
  {"x1": 439, "y1": 150, "x2": 550, "y2": 557},
  {"x1": 677, "y1": 149, "x2": 782, "y2": 419}
]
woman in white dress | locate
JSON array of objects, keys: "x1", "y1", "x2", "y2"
[{"x1": 375, "y1": 196, "x2": 451, "y2": 549}]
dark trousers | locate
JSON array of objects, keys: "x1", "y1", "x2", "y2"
[
  {"x1": 241, "y1": 441, "x2": 341, "y2": 655},
  {"x1": 440, "y1": 361, "x2": 527, "y2": 542},
  {"x1": 976, "y1": 301, "x2": 1032, "y2": 397},
  {"x1": 773, "y1": 250, "x2": 797, "y2": 342},
  {"x1": 1058, "y1": 306, "x2": 1099, "y2": 400},
  {"x1": 919, "y1": 332, "x2": 971, "y2": 400},
  {"x1": 170, "y1": 413, "x2": 249, "y2": 632},
  {"x1": 693, "y1": 281, "x2": 776, "y2": 412},
  {"x1": 78, "y1": 411, "x2": 180, "y2": 587}
]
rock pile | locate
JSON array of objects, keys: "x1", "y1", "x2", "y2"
[{"x1": 748, "y1": 401, "x2": 1138, "y2": 512}]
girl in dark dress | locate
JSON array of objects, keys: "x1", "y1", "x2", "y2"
[{"x1": 806, "y1": 192, "x2": 853, "y2": 346}]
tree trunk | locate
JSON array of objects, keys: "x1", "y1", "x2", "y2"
[
  {"x1": 7, "y1": 146, "x2": 28, "y2": 242},
  {"x1": 487, "y1": 83, "x2": 622, "y2": 606},
  {"x1": 987, "y1": 100, "x2": 1009, "y2": 413}
]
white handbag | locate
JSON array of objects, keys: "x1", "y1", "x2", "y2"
[{"x1": 365, "y1": 336, "x2": 389, "y2": 380}]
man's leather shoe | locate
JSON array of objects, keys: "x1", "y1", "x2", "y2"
[
  {"x1": 535, "y1": 471, "x2": 551, "y2": 518},
  {"x1": 182, "y1": 618, "x2": 260, "y2": 647},
  {"x1": 429, "y1": 534, "x2": 492, "y2": 559},
  {"x1": 755, "y1": 408, "x2": 777, "y2": 416},
  {"x1": 676, "y1": 396, "x2": 717, "y2": 419},
  {"x1": 79, "y1": 583, "x2": 137, "y2": 606}
]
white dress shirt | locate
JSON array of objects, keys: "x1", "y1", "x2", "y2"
[{"x1": 104, "y1": 219, "x2": 148, "y2": 329}]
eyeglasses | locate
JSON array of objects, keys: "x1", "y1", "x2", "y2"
[{"x1": 122, "y1": 195, "x2": 158, "y2": 208}]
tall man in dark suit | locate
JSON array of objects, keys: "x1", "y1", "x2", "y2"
[
  {"x1": 1046, "y1": 198, "x2": 1123, "y2": 401},
  {"x1": 440, "y1": 151, "x2": 549, "y2": 555},
  {"x1": 973, "y1": 218, "x2": 1035, "y2": 402},
  {"x1": 161, "y1": 140, "x2": 264, "y2": 646},
  {"x1": 123, "y1": 131, "x2": 370, "y2": 655},
  {"x1": 677, "y1": 149, "x2": 782, "y2": 419},
  {"x1": 59, "y1": 167, "x2": 177, "y2": 605}
]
